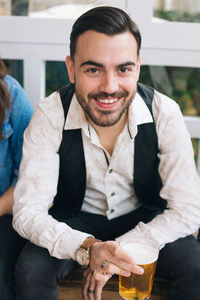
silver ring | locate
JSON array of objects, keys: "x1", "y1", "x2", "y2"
[
  {"x1": 88, "y1": 288, "x2": 95, "y2": 294},
  {"x1": 101, "y1": 260, "x2": 107, "y2": 269}
]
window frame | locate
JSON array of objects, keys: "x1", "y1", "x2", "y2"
[{"x1": 0, "y1": 0, "x2": 200, "y2": 104}]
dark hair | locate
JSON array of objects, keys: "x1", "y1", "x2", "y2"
[
  {"x1": 70, "y1": 6, "x2": 141, "y2": 60},
  {"x1": 0, "y1": 59, "x2": 10, "y2": 141}
]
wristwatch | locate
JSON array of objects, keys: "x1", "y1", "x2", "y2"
[{"x1": 75, "y1": 237, "x2": 101, "y2": 267}]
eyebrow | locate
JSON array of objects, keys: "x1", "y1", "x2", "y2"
[
  {"x1": 80, "y1": 60, "x2": 136, "y2": 68},
  {"x1": 117, "y1": 61, "x2": 136, "y2": 68},
  {"x1": 80, "y1": 60, "x2": 103, "y2": 68}
]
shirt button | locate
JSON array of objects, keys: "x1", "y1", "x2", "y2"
[
  {"x1": 111, "y1": 192, "x2": 115, "y2": 197},
  {"x1": 110, "y1": 209, "x2": 115, "y2": 213},
  {"x1": 109, "y1": 169, "x2": 113, "y2": 173}
]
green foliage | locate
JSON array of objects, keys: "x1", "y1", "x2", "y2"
[
  {"x1": 140, "y1": 66, "x2": 200, "y2": 116},
  {"x1": 154, "y1": 9, "x2": 200, "y2": 23}
]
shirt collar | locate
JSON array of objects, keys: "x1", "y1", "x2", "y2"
[{"x1": 64, "y1": 92, "x2": 153, "y2": 138}]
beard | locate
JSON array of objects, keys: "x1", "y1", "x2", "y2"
[{"x1": 75, "y1": 89, "x2": 136, "y2": 127}]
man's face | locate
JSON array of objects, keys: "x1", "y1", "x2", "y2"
[{"x1": 66, "y1": 30, "x2": 141, "y2": 127}]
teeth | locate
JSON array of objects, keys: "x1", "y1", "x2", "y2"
[{"x1": 98, "y1": 98, "x2": 118, "y2": 104}]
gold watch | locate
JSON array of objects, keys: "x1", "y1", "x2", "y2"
[{"x1": 75, "y1": 237, "x2": 101, "y2": 267}]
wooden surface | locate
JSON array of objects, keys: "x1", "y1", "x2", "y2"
[{"x1": 59, "y1": 269, "x2": 167, "y2": 300}]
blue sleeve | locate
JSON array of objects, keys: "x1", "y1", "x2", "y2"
[{"x1": 6, "y1": 75, "x2": 34, "y2": 187}]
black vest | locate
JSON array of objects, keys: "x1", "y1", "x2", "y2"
[{"x1": 49, "y1": 83, "x2": 167, "y2": 218}]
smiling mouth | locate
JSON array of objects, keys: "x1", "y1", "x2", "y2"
[
  {"x1": 89, "y1": 91, "x2": 128, "y2": 106},
  {"x1": 96, "y1": 97, "x2": 120, "y2": 104}
]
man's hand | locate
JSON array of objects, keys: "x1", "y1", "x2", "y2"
[
  {"x1": 82, "y1": 240, "x2": 144, "y2": 299},
  {"x1": 82, "y1": 267, "x2": 111, "y2": 300},
  {"x1": 89, "y1": 240, "x2": 144, "y2": 276}
]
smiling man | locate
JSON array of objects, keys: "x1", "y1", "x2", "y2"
[
  {"x1": 13, "y1": 6, "x2": 200, "y2": 300},
  {"x1": 66, "y1": 30, "x2": 140, "y2": 129}
]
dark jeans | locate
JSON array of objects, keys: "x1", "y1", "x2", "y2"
[
  {"x1": 14, "y1": 209, "x2": 200, "y2": 300},
  {"x1": 0, "y1": 214, "x2": 26, "y2": 300}
]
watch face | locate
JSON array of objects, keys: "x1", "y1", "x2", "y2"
[{"x1": 75, "y1": 248, "x2": 89, "y2": 266}]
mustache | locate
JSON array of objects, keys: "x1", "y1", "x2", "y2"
[{"x1": 88, "y1": 91, "x2": 129, "y2": 100}]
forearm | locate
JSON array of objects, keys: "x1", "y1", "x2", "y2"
[
  {"x1": 13, "y1": 198, "x2": 90, "y2": 259},
  {"x1": 116, "y1": 203, "x2": 200, "y2": 248},
  {"x1": 0, "y1": 186, "x2": 14, "y2": 216}
]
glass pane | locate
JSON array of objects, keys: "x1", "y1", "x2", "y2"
[
  {"x1": 153, "y1": 0, "x2": 200, "y2": 23},
  {"x1": 140, "y1": 66, "x2": 200, "y2": 116},
  {"x1": 45, "y1": 61, "x2": 69, "y2": 96},
  {"x1": 3, "y1": 59, "x2": 23, "y2": 86},
  {"x1": 0, "y1": 0, "x2": 125, "y2": 18},
  {"x1": 140, "y1": 65, "x2": 200, "y2": 165}
]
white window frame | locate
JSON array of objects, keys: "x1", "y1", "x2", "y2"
[{"x1": 0, "y1": 0, "x2": 200, "y2": 171}]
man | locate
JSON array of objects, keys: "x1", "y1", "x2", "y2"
[{"x1": 13, "y1": 6, "x2": 200, "y2": 300}]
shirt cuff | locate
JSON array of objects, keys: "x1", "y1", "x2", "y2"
[{"x1": 49, "y1": 229, "x2": 93, "y2": 260}]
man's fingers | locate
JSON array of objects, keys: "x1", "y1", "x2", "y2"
[
  {"x1": 82, "y1": 268, "x2": 109, "y2": 300},
  {"x1": 97, "y1": 256, "x2": 143, "y2": 276},
  {"x1": 99, "y1": 261, "x2": 130, "y2": 277},
  {"x1": 95, "y1": 280, "x2": 107, "y2": 300},
  {"x1": 90, "y1": 241, "x2": 144, "y2": 275},
  {"x1": 82, "y1": 269, "x2": 92, "y2": 300},
  {"x1": 88, "y1": 274, "x2": 96, "y2": 300},
  {"x1": 101, "y1": 260, "x2": 143, "y2": 276},
  {"x1": 93, "y1": 271, "x2": 112, "y2": 281}
]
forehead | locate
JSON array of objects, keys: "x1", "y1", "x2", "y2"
[{"x1": 74, "y1": 30, "x2": 138, "y2": 66}]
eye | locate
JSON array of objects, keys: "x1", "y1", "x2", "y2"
[
  {"x1": 119, "y1": 67, "x2": 130, "y2": 74},
  {"x1": 87, "y1": 68, "x2": 99, "y2": 74}
]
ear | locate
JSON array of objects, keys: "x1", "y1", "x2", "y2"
[
  {"x1": 136, "y1": 56, "x2": 141, "y2": 81},
  {"x1": 66, "y1": 56, "x2": 75, "y2": 84}
]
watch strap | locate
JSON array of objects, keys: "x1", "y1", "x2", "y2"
[{"x1": 81, "y1": 237, "x2": 101, "y2": 252}]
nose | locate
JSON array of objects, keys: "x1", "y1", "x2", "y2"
[{"x1": 99, "y1": 72, "x2": 119, "y2": 95}]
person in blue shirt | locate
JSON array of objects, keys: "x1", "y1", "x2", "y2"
[{"x1": 0, "y1": 58, "x2": 33, "y2": 300}]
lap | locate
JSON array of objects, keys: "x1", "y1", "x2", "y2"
[
  {"x1": 15, "y1": 239, "x2": 79, "y2": 281},
  {"x1": 156, "y1": 235, "x2": 200, "y2": 280}
]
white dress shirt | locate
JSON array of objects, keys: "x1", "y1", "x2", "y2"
[{"x1": 13, "y1": 89, "x2": 200, "y2": 259}]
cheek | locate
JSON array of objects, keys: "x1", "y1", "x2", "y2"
[
  {"x1": 76, "y1": 75, "x2": 99, "y2": 93},
  {"x1": 122, "y1": 78, "x2": 137, "y2": 94}
]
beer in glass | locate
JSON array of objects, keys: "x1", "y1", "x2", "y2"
[{"x1": 119, "y1": 238, "x2": 159, "y2": 300}]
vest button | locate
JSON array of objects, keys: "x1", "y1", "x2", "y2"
[
  {"x1": 110, "y1": 209, "x2": 115, "y2": 213},
  {"x1": 109, "y1": 169, "x2": 113, "y2": 173},
  {"x1": 111, "y1": 192, "x2": 115, "y2": 197}
]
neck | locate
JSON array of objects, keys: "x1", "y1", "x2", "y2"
[{"x1": 88, "y1": 112, "x2": 128, "y2": 155}]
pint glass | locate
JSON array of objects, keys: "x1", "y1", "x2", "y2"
[{"x1": 119, "y1": 238, "x2": 159, "y2": 300}]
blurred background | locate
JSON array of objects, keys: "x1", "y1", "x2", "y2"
[{"x1": 0, "y1": 0, "x2": 200, "y2": 160}]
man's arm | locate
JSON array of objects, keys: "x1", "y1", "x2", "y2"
[
  {"x1": 116, "y1": 92, "x2": 200, "y2": 248},
  {"x1": 13, "y1": 93, "x2": 90, "y2": 259}
]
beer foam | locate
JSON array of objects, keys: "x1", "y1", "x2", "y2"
[{"x1": 122, "y1": 242, "x2": 158, "y2": 265}]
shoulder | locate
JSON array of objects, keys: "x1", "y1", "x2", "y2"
[
  {"x1": 153, "y1": 90, "x2": 182, "y2": 120},
  {"x1": 4, "y1": 74, "x2": 23, "y2": 101},
  {"x1": 36, "y1": 90, "x2": 65, "y2": 131},
  {"x1": 4, "y1": 74, "x2": 33, "y2": 111},
  {"x1": 152, "y1": 90, "x2": 190, "y2": 152}
]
